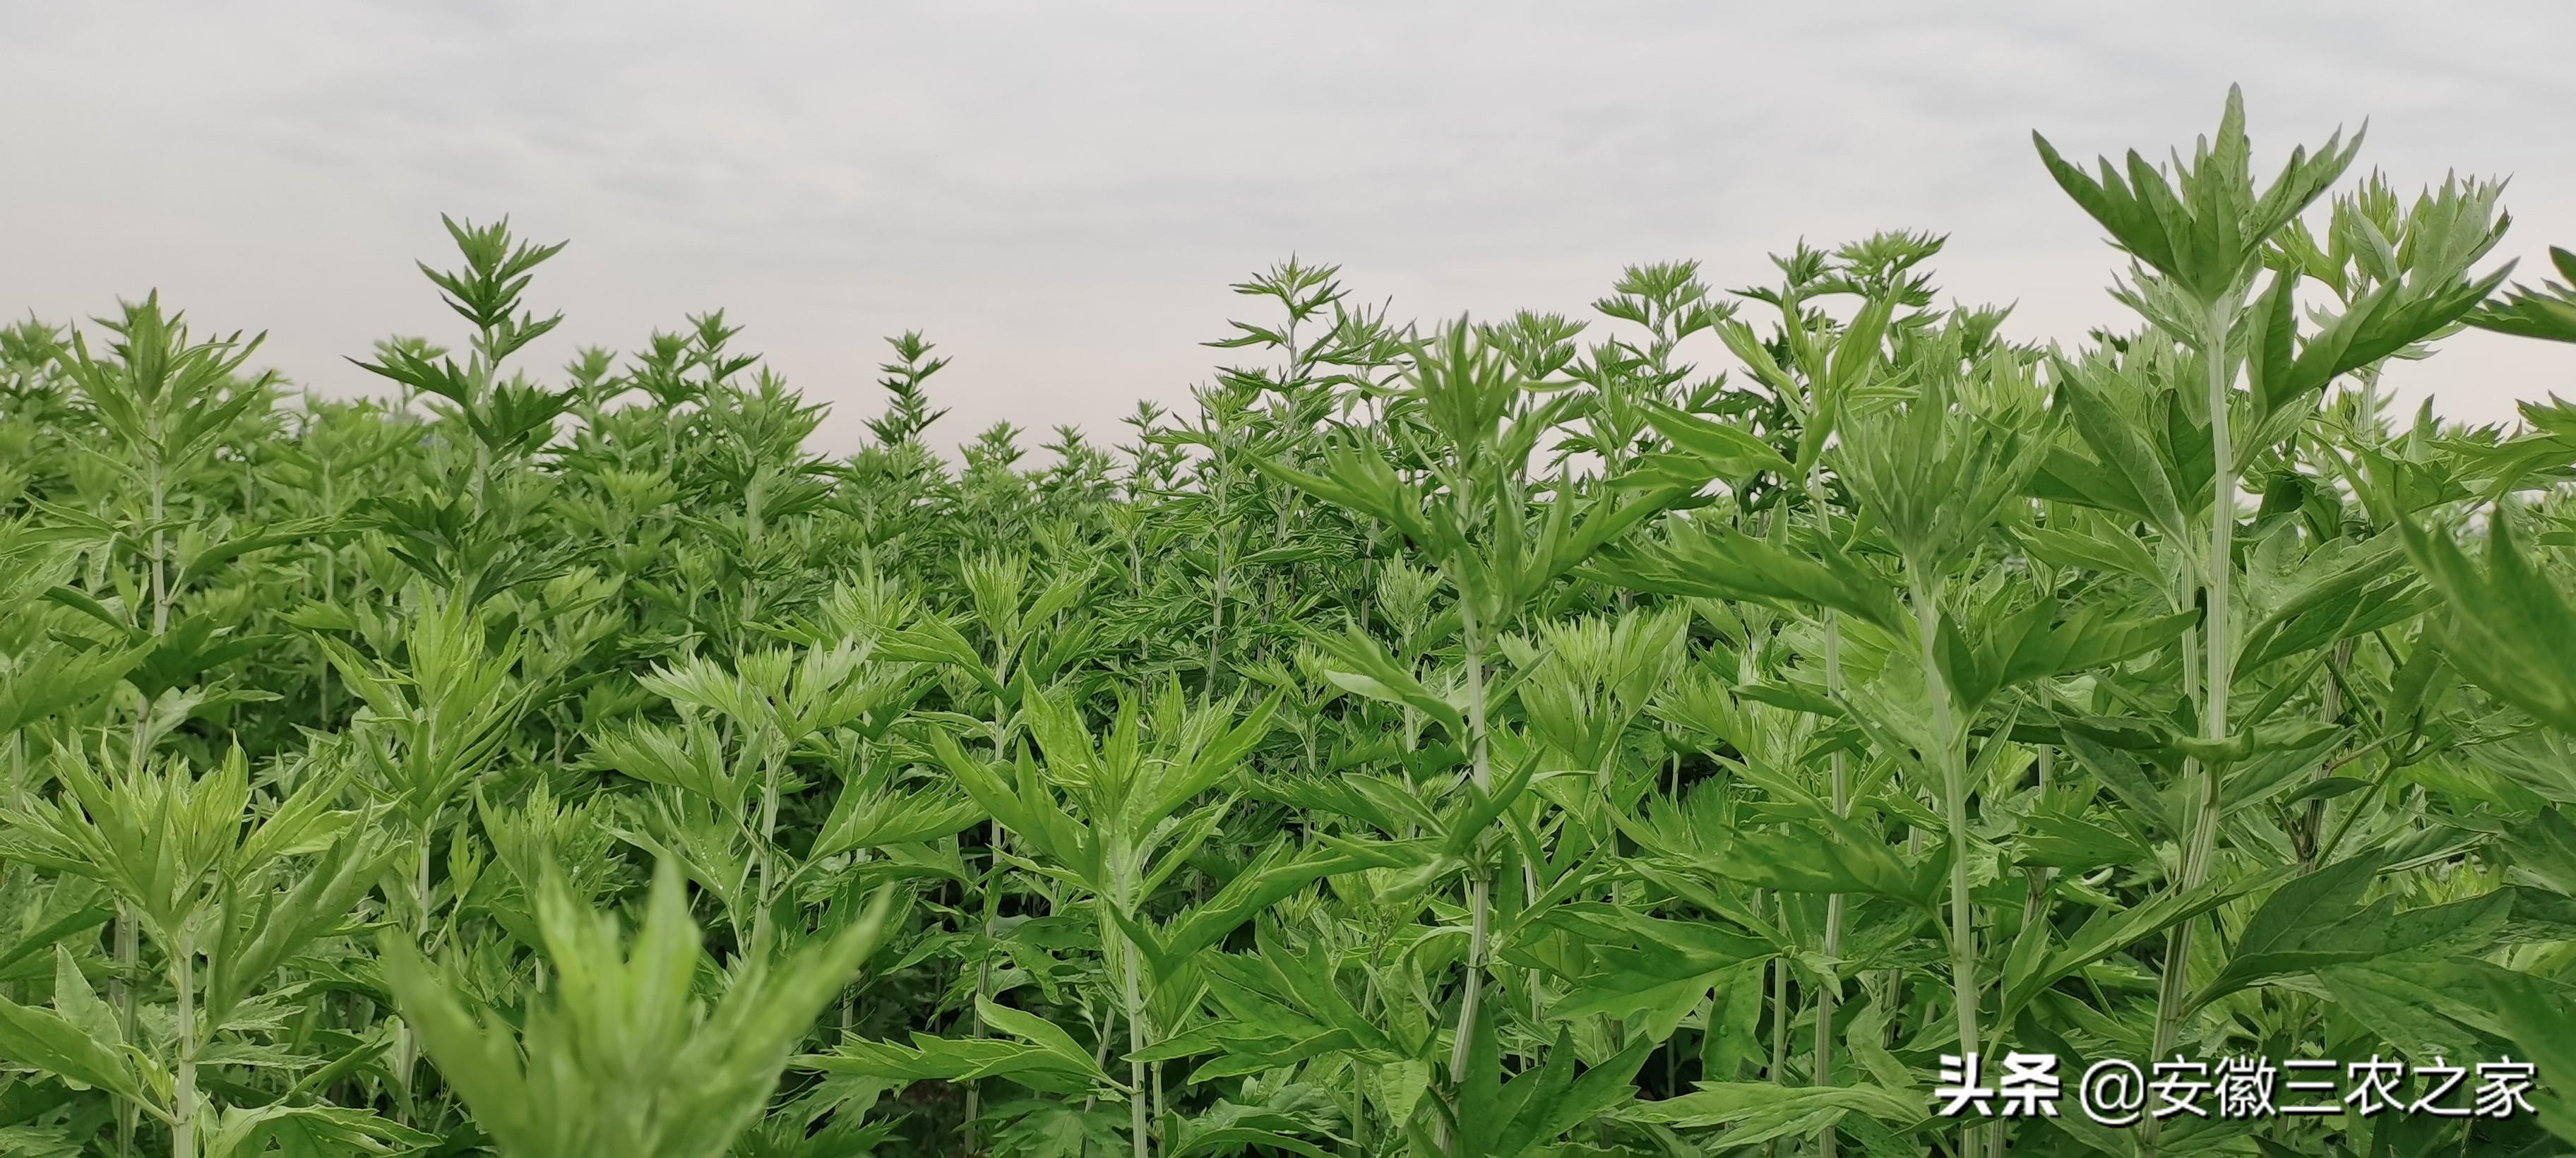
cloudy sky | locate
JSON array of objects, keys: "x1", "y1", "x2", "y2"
[{"x1": 9, "y1": 1, "x2": 2575, "y2": 455}]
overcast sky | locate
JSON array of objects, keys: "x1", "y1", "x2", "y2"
[{"x1": 9, "y1": 1, "x2": 2575, "y2": 455}]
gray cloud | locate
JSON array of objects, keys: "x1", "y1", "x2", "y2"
[{"x1": 8, "y1": 1, "x2": 2574, "y2": 453}]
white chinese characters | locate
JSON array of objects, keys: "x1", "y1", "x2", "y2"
[{"x1": 1931, "y1": 1052, "x2": 2541, "y2": 1125}]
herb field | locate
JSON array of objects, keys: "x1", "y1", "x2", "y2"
[{"x1": 8, "y1": 89, "x2": 2576, "y2": 1158}]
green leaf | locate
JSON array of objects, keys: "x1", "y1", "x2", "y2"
[
  {"x1": 1621, "y1": 1081, "x2": 1926, "y2": 1140},
  {"x1": 1592, "y1": 520, "x2": 1896, "y2": 631},
  {"x1": 2471, "y1": 246, "x2": 2576, "y2": 344},
  {"x1": 1703, "y1": 818, "x2": 1938, "y2": 907},
  {"x1": 1644, "y1": 402, "x2": 1792, "y2": 479},
  {"x1": 2486, "y1": 969, "x2": 2576, "y2": 1142},
  {"x1": 2056, "y1": 362, "x2": 2186, "y2": 542},
  {"x1": 2193, "y1": 852, "x2": 2387, "y2": 1008},
  {"x1": 0, "y1": 989, "x2": 163, "y2": 1116},
  {"x1": 977, "y1": 996, "x2": 1105, "y2": 1080},
  {"x1": 201, "y1": 1104, "x2": 439, "y2": 1158},
  {"x1": 2002, "y1": 872, "x2": 2262, "y2": 1025},
  {"x1": 1307, "y1": 623, "x2": 1466, "y2": 739},
  {"x1": 2404, "y1": 509, "x2": 2576, "y2": 734}
]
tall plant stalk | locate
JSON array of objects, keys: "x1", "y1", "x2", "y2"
[
  {"x1": 2139, "y1": 301, "x2": 2242, "y2": 1158},
  {"x1": 1445, "y1": 599, "x2": 1495, "y2": 1090},
  {"x1": 2150, "y1": 300, "x2": 2238, "y2": 1072},
  {"x1": 1914, "y1": 573, "x2": 1983, "y2": 1158},
  {"x1": 1118, "y1": 870, "x2": 1152, "y2": 1158},
  {"x1": 119, "y1": 431, "x2": 176, "y2": 1158},
  {"x1": 170, "y1": 925, "x2": 197, "y2": 1158},
  {"x1": 1811, "y1": 475, "x2": 1847, "y2": 1158}
]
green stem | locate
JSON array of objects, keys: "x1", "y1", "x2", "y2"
[
  {"x1": 2146, "y1": 299, "x2": 2238, "y2": 1156},
  {"x1": 172, "y1": 921, "x2": 196, "y2": 1158},
  {"x1": 2299, "y1": 640, "x2": 2354, "y2": 873},
  {"x1": 2201, "y1": 296, "x2": 2236, "y2": 819},
  {"x1": 965, "y1": 813, "x2": 1001, "y2": 1153},
  {"x1": 121, "y1": 465, "x2": 174, "y2": 1158},
  {"x1": 2023, "y1": 744, "x2": 2055, "y2": 926},
  {"x1": 753, "y1": 746, "x2": 782, "y2": 953},
  {"x1": 389, "y1": 827, "x2": 436, "y2": 1125},
  {"x1": 1445, "y1": 598, "x2": 1495, "y2": 1104},
  {"x1": 1914, "y1": 573, "x2": 1981, "y2": 1158},
  {"x1": 1808, "y1": 461, "x2": 1846, "y2": 1157},
  {"x1": 1813, "y1": 609, "x2": 1847, "y2": 1158},
  {"x1": 2316, "y1": 746, "x2": 2402, "y2": 867},
  {"x1": 1205, "y1": 413, "x2": 1232, "y2": 701},
  {"x1": 115, "y1": 903, "x2": 138, "y2": 1158},
  {"x1": 1123, "y1": 920, "x2": 1151, "y2": 1158}
]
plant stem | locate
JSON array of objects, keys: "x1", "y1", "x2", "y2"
[
  {"x1": 172, "y1": 921, "x2": 196, "y2": 1158},
  {"x1": 2300, "y1": 639, "x2": 2354, "y2": 872},
  {"x1": 1205, "y1": 410, "x2": 1232, "y2": 701},
  {"x1": 115, "y1": 905, "x2": 138, "y2": 1158},
  {"x1": 1914, "y1": 573, "x2": 1981, "y2": 1158},
  {"x1": 386, "y1": 826, "x2": 437, "y2": 1126},
  {"x1": 1813, "y1": 609, "x2": 1847, "y2": 1158},
  {"x1": 753, "y1": 745, "x2": 782, "y2": 953},
  {"x1": 1445, "y1": 598, "x2": 1495, "y2": 1102},
  {"x1": 2146, "y1": 299, "x2": 2238, "y2": 1157},
  {"x1": 2023, "y1": 744, "x2": 2054, "y2": 926},
  {"x1": 121, "y1": 464, "x2": 174, "y2": 1158},
  {"x1": 2202, "y1": 295, "x2": 2236, "y2": 832},
  {"x1": 1806, "y1": 464, "x2": 1847, "y2": 1157},
  {"x1": 1123, "y1": 925, "x2": 1151, "y2": 1158}
]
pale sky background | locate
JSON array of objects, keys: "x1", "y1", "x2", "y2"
[{"x1": 8, "y1": 1, "x2": 2575, "y2": 457}]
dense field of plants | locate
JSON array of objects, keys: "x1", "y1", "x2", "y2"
[{"x1": 6, "y1": 89, "x2": 2576, "y2": 1158}]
